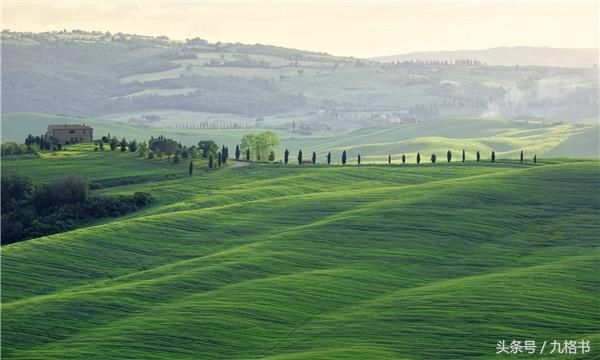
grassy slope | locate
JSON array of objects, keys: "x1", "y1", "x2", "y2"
[
  {"x1": 1, "y1": 143, "x2": 198, "y2": 184},
  {"x1": 1, "y1": 148, "x2": 598, "y2": 359}
]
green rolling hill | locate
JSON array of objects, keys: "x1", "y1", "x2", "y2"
[
  {"x1": 3, "y1": 113, "x2": 599, "y2": 162},
  {"x1": 2, "y1": 147, "x2": 598, "y2": 359}
]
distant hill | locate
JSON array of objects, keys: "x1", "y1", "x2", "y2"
[
  {"x1": 372, "y1": 47, "x2": 599, "y2": 68},
  {"x1": 2, "y1": 31, "x2": 598, "y2": 125}
]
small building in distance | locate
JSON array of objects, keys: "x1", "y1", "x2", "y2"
[{"x1": 46, "y1": 124, "x2": 93, "y2": 145}]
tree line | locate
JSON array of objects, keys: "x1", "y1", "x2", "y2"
[
  {"x1": 239, "y1": 147, "x2": 537, "y2": 165},
  {"x1": 1, "y1": 175, "x2": 153, "y2": 245},
  {"x1": 96, "y1": 134, "x2": 231, "y2": 174}
]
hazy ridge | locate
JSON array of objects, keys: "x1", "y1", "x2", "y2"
[{"x1": 372, "y1": 46, "x2": 599, "y2": 68}]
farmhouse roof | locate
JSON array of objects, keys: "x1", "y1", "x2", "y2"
[{"x1": 47, "y1": 124, "x2": 92, "y2": 130}]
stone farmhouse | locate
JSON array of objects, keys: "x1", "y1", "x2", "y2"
[{"x1": 46, "y1": 124, "x2": 93, "y2": 145}]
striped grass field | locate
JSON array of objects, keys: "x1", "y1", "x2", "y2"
[{"x1": 1, "y1": 148, "x2": 599, "y2": 359}]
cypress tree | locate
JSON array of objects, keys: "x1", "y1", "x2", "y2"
[
  {"x1": 388, "y1": 154, "x2": 391, "y2": 165},
  {"x1": 491, "y1": 151, "x2": 496, "y2": 163},
  {"x1": 462, "y1": 149, "x2": 465, "y2": 162},
  {"x1": 235, "y1": 145, "x2": 240, "y2": 160},
  {"x1": 431, "y1": 154, "x2": 437, "y2": 163},
  {"x1": 417, "y1": 152, "x2": 421, "y2": 164},
  {"x1": 217, "y1": 151, "x2": 222, "y2": 167},
  {"x1": 110, "y1": 137, "x2": 118, "y2": 151},
  {"x1": 298, "y1": 149, "x2": 303, "y2": 164},
  {"x1": 342, "y1": 150, "x2": 347, "y2": 165},
  {"x1": 189, "y1": 160, "x2": 193, "y2": 176},
  {"x1": 534, "y1": 154, "x2": 537, "y2": 164},
  {"x1": 246, "y1": 148, "x2": 250, "y2": 161},
  {"x1": 284, "y1": 149, "x2": 289, "y2": 164},
  {"x1": 476, "y1": 151, "x2": 480, "y2": 162},
  {"x1": 327, "y1": 152, "x2": 331, "y2": 165},
  {"x1": 312, "y1": 151, "x2": 316, "y2": 164},
  {"x1": 120, "y1": 138, "x2": 128, "y2": 152},
  {"x1": 447, "y1": 150, "x2": 452, "y2": 163},
  {"x1": 358, "y1": 154, "x2": 361, "y2": 165},
  {"x1": 520, "y1": 150, "x2": 524, "y2": 164},
  {"x1": 209, "y1": 154, "x2": 214, "y2": 169},
  {"x1": 402, "y1": 154, "x2": 406, "y2": 164}
]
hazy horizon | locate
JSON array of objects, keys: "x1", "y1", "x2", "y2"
[{"x1": 2, "y1": 1, "x2": 598, "y2": 58}]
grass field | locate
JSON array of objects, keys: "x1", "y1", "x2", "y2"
[
  {"x1": 1, "y1": 143, "x2": 199, "y2": 185},
  {"x1": 1, "y1": 146, "x2": 598, "y2": 359}
]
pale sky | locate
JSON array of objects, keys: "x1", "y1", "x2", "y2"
[{"x1": 2, "y1": 1, "x2": 598, "y2": 58}]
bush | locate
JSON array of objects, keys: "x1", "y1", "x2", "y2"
[{"x1": 133, "y1": 192, "x2": 154, "y2": 207}]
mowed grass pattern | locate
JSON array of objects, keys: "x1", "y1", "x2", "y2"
[{"x1": 1, "y1": 149, "x2": 599, "y2": 359}]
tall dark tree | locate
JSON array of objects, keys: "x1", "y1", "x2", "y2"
[
  {"x1": 217, "y1": 151, "x2": 222, "y2": 167},
  {"x1": 209, "y1": 154, "x2": 214, "y2": 169},
  {"x1": 357, "y1": 154, "x2": 361, "y2": 165},
  {"x1": 181, "y1": 146, "x2": 189, "y2": 159},
  {"x1": 298, "y1": 149, "x2": 303, "y2": 164},
  {"x1": 388, "y1": 154, "x2": 391, "y2": 165},
  {"x1": 462, "y1": 149, "x2": 465, "y2": 162},
  {"x1": 220, "y1": 145, "x2": 228, "y2": 164},
  {"x1": 534, "y1": 154, "x2": 537, "y2": 164},
  {"x1": 402, "y1": 154, "x2": 406, "y2": 164},
  {"x1": 327, "y1": 152, "x2": 331, "y2": 165},
  {"x1": 447, "y1": 150, "x2": 452, "y2": 163},
  {"x1": 416, "y1": 152, "x2": 421, "y2": 164},
  {"x1": 520, "y1": 150, "x2": 524, "y2": 164},
  {"x1": 342, "y1": 150, "x2": 347, "y2": 165},
  {"x1": 431, "y1": 154, "x2": 437, "y2": 163},
  {"x1": 312, "y1": 151, "x2": 316, "y2": 164},
  {"x1": 491, "y1": 151, "x2": 496, "y2": 163},
  {"x1": 284, "y1": 149, "x2": 289, "y2": 164},
  {"x1": 24, "y1": 134, "x2": 35, "y2": 146},
  {"x1": 120, "y1": 138, "x2": 128, "y2": 152},
  {"x1": 476, "y1": 151, "x2": 480, "y2": 162},
  {"x1": 246, "y1": 148, "x2": 250, "y2": 161},
  {"x1": 188, "y1": 160, "x2": 193, "y2": 176},
  {"x1": 129, "y1": 140, "x2": 138, "y2": 153},
  {"x1": 110, "y1": 137, "x2": 118, "y2": 151},
  {"x1": 235, "y1": 145, "x2": 240, "y2": 160}
]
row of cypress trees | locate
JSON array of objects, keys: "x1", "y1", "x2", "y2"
[
  {"x1": 254, "y1": 149, "x2": 537, "y2": 165},
  {"x1": 189, "y1": 147, "x2": 537, "y2": 175}
]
